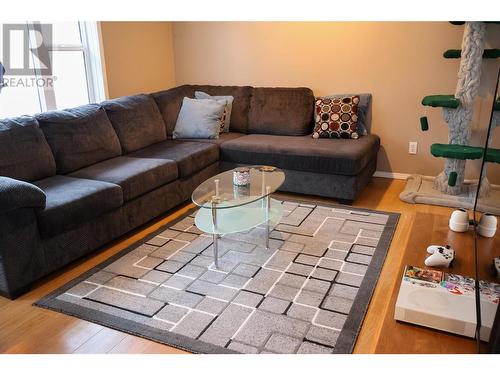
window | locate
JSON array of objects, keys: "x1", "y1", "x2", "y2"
[{"x1": 0, "y1": 22, "x2": 107, "y2": 119}]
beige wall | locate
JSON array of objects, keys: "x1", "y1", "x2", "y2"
[
  {"x1": 171, "y1": 22, "x2": 500, "y2": 180},
  {"x1": 100, "y1": 22, "x2": 176, "y2": 99}
]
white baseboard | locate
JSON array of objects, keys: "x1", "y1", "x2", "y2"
[{"x1": 373, "y1": 171, "x2": 410, "y2": 180}]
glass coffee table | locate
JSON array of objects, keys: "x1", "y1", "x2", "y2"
[{"x1": 192, "y1": 165, "x2": 285, "y2": 268}]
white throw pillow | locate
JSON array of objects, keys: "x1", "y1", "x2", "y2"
[
  {"x1": 195, "y1": 91, "x2": 234, "y2": 132},
  {"x1": 173, "y1": 97, "x2": 226, "y2": 139}
]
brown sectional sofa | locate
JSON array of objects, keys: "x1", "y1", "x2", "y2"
[{"x1": 0, "y1": 85, "x2": 379, "y2": 298}]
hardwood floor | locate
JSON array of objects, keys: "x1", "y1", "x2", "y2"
[
  {"x1": 0, "y1": 177, "x2": 497, "y2": 354},
  {"x1": 373, "y1": 212, "x2": 479, "y2": 353}
]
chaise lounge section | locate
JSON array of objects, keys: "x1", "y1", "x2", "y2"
[{"x1": 0, "y1": 85, "x2": 379, "y2": 298}]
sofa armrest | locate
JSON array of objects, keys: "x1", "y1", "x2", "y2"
[{"x1": 0, "y1": 176, "x2": 46, "y2": 214}]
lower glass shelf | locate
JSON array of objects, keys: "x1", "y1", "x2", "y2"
[{"x1": 194, "y1": 198, "x2": 284, "y2": 235}]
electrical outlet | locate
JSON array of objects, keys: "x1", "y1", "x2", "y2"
[{"x1": 409, "y1": 141, "x2": 418, "y2": 154}]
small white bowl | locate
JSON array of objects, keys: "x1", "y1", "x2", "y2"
[
  {"x1": 478, "y1": 213, "x2": 497, "y2": 238},
  {"x1": 449, "y1": 208, "x2": 469, "y2": 232}
]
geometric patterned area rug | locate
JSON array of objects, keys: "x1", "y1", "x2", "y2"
[{"x1": 36, "y1": 199, "x2": 399, "y2": 354}]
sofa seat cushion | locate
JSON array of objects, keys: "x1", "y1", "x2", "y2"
[
  {"x1": 102, "y1": 94, "x2": 167, "y2": 153},
  {"x1": 69, "y1": 156, "x2": 178, "y2": 201},
  {"x1": 129, "y1": 140, "x2": 219, "y2": 178},
  {"x1": 177, "y1": 131, "x2": 245, "y2": 146},
  {"x1": 33, "y1": 175, "x2": 123, "y2": 238},
  {"x1": 0, "y1": 116, "x2": 56, "y2": 181},
  {"x1": 36, "y1": 104, "x2": 122, "y2": 174},
  {"x1": 220, "y1": 134, "x2": 380, "y2": 176}
]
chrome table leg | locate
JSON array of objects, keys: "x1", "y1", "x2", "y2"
[
  {"x1": 213, "y1": 233, "x2": 219, "y2": 269},
  {"x1": 266, "y1": 186, "x2": 271, "y2": 250},
  {"x1": 211, "y1": 200, "x2": 219, "y2": 269}
]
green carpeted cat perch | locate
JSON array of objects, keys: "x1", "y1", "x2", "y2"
[
  {"x1": 443, "y1": 49, "x2": 500, "y2": 59},
  {"x1": 422, "y1": 95, "x2": 460, "y2": 108}
]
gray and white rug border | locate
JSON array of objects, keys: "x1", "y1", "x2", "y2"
[
  {"x1": 332, "y1": 206, "x2": 399, "y2": 353},
  {"x1": 35, "y1": 197, "x2": 400, "y2": 354}
]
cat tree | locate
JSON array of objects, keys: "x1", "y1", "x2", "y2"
[{"x1": 400, "y1": 21, "x2": 500, "y2": 213}]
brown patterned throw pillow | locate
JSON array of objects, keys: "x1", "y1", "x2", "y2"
[
  {"x1": 312, "y1": 96, "x2": 360, "y2": 139},
  {"x1": 218, "y1": 106, "x2": 228, "y2": 134}
]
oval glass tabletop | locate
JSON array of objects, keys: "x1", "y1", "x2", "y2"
[
  {"x1": 191, "y1": 165, "x2": 285, "y2": 209},
  {"x1": 194, "y1": 198, "x2": 284, "y2": 235}
]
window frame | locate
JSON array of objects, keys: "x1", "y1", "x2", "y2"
[
  {"x1": 43, "y1": 21, "x2": 107, "y2": 108},
  {"x1": 79, "y1": 21, "x2": 108, "y2": 104}
]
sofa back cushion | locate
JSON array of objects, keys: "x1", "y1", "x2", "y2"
[
  {"x1": 102, "y1": 94, "x2": 166, "y2": 153},
  {"x1": 191, "y1": 85, "x2": 252, "y2": 134},
  {"x1": 248, "y1": 87, "x2": 315, "y2": 136},
  {"x1": 36, "y1": 104, "x2": 122, "y2": 174},
  {"x1": 0, "y1": 116, "x2": 56, "y2": 181},
  {"x1": 152, "y1": 85, "x2": 197, "y2": 137}
]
